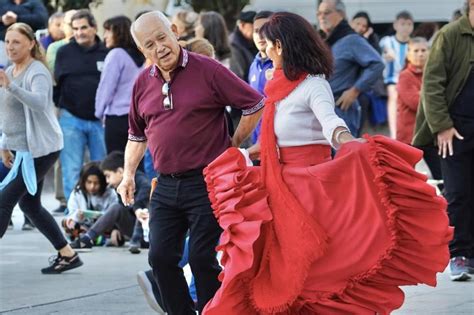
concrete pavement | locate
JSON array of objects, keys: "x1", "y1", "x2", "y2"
[{"x1": 1, "y1": 186, "x2": 473, "y2": 314}]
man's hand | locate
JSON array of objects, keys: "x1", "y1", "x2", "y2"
[
  {"x1": 1, "y1": 150, "x2": 14, "y2": 168},
  {"x1": 336, "y1": 87, "x2": 360, "y2": 111},
  {"x1": 2, "y1": 11, "x2": 17, "y2": 26},
  {"x1": 134, "y1": 208, "x2": 149, "y2": 224},
  {"x1": 383, "y1": 48, "x2": 396, "y2": 62},
  {"x1": 117, "y1": 176, "x2": 135, "y2": 206},
  {"x1": 437, "y1": 127, "x2": 464, "y2": 158}
]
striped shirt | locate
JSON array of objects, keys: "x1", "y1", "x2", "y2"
[{"x1": 380, "y1": 35, "x2": 408, "y2": 85}]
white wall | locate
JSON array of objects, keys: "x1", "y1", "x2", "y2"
[
  {"x1": 90, "y1": 0, "x2": 168, "y2": 35},
  {"x1": 245, "y1": 0, "x2": 467, "y2": 24}
]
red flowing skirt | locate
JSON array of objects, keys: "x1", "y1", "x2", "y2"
[{"x1": 203, "y1": 135, "x2": 453, "y2": 314}]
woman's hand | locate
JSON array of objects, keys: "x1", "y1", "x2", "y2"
[
  {"x1": 339, "y1": 133, "x2": 366, "y2": 144},
  {"x1": 1, "y1": 150, "x2": 14, "y2": 168},
  {"x1": 332, "y1": 127, "x2": 367, "y2": 147},
  {"x1": 0, "y1": 70, "x2": 10, "y2": 89},
  {"x1": 247, "y1": 143, "x2": 261, "y2": 161}
]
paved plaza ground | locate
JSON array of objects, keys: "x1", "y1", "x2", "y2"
[{"x1": 1, "y1": 163, "x2": 473, "y2": 314}]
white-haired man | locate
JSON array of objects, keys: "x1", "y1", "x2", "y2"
[
  {"x1": 118, "y1": 11, "x2": 264, "y2": 315},
  {"x1": 317, "y1": 0, "x2": 384, "y2": 136}
]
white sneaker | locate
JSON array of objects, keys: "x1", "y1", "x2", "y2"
[
  {"x1": 449, "y1": 257, "x2": 472, "y2": 281},
  {"x1": 137, "y1": 271, "x2": 167, "y2": 314}
]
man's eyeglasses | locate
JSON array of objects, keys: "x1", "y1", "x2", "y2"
[{"x1": 162, "y1": 82, "x2": 173, "y2": 110}]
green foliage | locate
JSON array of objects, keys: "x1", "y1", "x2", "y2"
[
  {"x1": 184, "y1": 0, "x2": 250, "y2": 31},
  {"x1": 43, "y1": 0, "x2": 103, "y2": 13}
]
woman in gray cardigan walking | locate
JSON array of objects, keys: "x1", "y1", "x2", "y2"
[{"x1": 0, "y1": 23, "x2": 83, "y2": 274}]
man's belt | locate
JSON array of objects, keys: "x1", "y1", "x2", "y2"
[{"x1": 160, "y1": 167, "x2": 205, "y2": 179}]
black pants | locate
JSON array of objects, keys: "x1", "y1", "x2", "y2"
[
  {"x1": 417, "y1": 145, "x2": 444, "y2": 191},
  {"x1": 105, "y1": 114, "x2": 145, "y2": 171},
  {"x1": 89, "y1": 203, "x2": 136, "y2": 239},
  {"x1": 0, "y1": 151, "x2": 68, "y2": 250},
  {"x1": 357, "y1": 93, "x2": 371, "y2": 137},
  {"x1": 105, "y1": 115, "x2": 129, "y2": 154},
  {"x1": 439, "y1": 138, "x2": 474, "y2": 258},
  {"x1": 148, "y1": 173, "x2": 222, "y2": 315}
]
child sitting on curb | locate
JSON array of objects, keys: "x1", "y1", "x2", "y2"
[
  {"x1": 70, "y1": 151, "x2": 150, "y2": 253},
  {"x1": 62, "y1": 162, "x2": 117, "y2": 243}
]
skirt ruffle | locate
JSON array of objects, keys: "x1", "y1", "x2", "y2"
[{"x1": 203, "y1": 135, "x2": 453, "y2": 315}]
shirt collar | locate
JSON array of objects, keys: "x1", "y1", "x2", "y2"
[
  {"x1": 71, "y1": 36, "x2": 102, "y2": 52},
  {"x1": 407, "y1": 63, "x2": 423, "y2": 75},
  {"x1": 255, "y1": 52, "x2": 272, "y2": 65},
  {"x1": 149, "y1": 48, "x2": 189, "y2": 78}
]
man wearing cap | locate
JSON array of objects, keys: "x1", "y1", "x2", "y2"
[{"x1": 119, "y1": 11, "x2": 264, "y2": 315}]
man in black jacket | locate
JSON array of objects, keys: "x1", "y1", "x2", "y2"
[
  {"x1": 55, "y1": 9, "x2": 108, "y2": 202},
  {"x1": 0, "y1": 0, "x2": 48, "y2": 40},
  {"x1": 229, "y1": 10, "x2": 258, "y2": 82},
  {"x1": 228, "y1": 11, "x2": 259, "y2": 135}
]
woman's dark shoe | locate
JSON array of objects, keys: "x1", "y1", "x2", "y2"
[{"x1": 41, "y1": 252, "x2": 83, "y2": 274}]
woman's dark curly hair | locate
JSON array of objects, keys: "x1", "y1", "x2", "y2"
[
  {"x1": 75, "y1": 162, "x2": 107, "y2": 196},
  {"x1": 260, "y1": 12, "x2": 333, "y2": 80}
]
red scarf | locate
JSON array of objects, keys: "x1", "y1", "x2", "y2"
[{"x1": 250, "y1": 69, "x2": 328, "y2": 312}]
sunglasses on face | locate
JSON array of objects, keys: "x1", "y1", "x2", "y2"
[{"x1": 162, "y1": 82, "x2": 173, "y2": 110}]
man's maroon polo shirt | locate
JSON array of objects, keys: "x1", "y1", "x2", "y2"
[{"x1": 128, "y1": 49, "x2": 264, "y2": 174}]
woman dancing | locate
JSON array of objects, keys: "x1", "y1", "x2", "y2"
[{"x1": 203, "y1": 12, "x2": 452, "y2": 315}]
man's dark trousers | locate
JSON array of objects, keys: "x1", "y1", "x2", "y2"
[
  {"x1": 440, "y1": 137, "x2": 474, "y2": 259},
  {"x1": 148, "y1": 172, "x2": 222, "y2": 315}
]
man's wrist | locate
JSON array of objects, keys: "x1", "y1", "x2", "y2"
[
  {"x1": 231, "y1": 137, "x2": 241, "y2": 148},
  {"x1": 350, "y1": 86, "x2": 360, "y2": 96},
  {"x1": 123, "y1": 173, "x2": 135, "y2": 180},
  {"x1": 123, "y1": 167, "x2": 136, "y2": 177}
]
